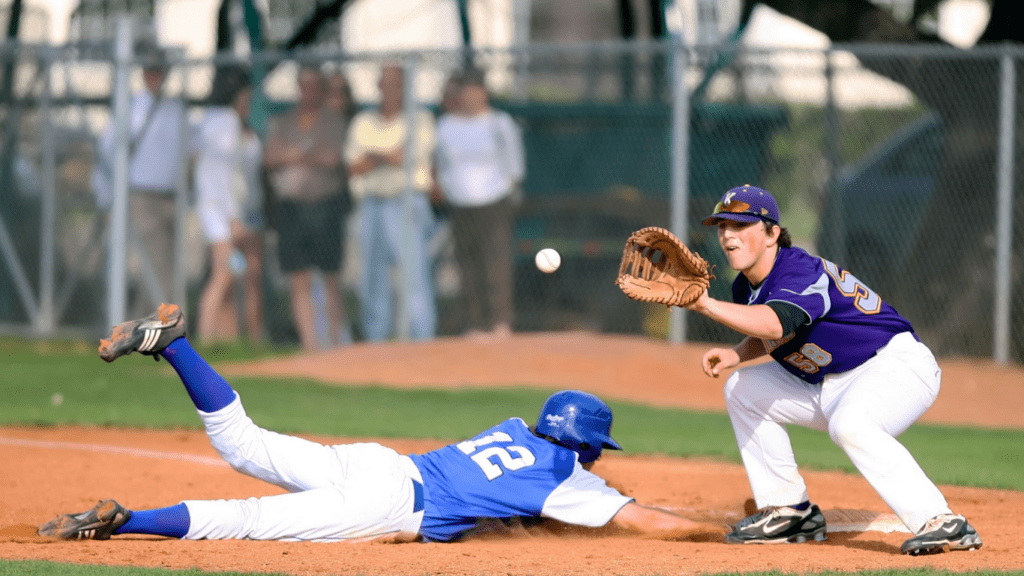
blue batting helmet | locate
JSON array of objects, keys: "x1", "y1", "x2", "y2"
[{"x1": 535, "y1": 390, "x2": 622, "y2": 463}]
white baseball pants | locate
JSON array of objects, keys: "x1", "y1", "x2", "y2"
[
  {"x1": 724, "y1": 332, "x2": 952, "y2": 532},
  {"x1": 181, "y1": 394, "x2": 424, "y2": 541}
]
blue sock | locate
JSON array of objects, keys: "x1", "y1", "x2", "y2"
[
  {"x1": 791, "y1": 501, "x2": 811, "y2": 511},
  {"x1": 160, "y1": 338, "x2": 237, "y2": 412},
  {"x1": 114, "y1": 503, "x2": 190, "y2": 538}
]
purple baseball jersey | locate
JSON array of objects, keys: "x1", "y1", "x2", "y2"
[{"x1": 733, "y1": 246, "x2": 915, "y2": 383}]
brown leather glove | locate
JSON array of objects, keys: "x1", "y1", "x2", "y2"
[{"x1": 615, "y1": 226, "x2": 715, "y2": 307}]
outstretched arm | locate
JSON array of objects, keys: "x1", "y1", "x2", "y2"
[
  {"x1": 685, "y1": 290, "x2": 785, "y2": 340},
  {"x1": 608, "y1": 502, "x2": 725, "y2": 541}
]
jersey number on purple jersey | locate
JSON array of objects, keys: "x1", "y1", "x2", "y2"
[
  {"x1": 784, "y1": 343, "x2": 834, "y2": 374},
  {"x1": 457, "y1": 432, "x2": 538, "y2": 480},
  {"x1": 781, "y1": 259, "x2": 882, "y2": 375},
  {"x1": 823, "y1": 260, "x2": 882, "y2": 315}
]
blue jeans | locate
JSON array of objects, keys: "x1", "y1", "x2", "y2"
[{"x1": 357, "y1": 195, "x2": 436, "y2": 341}]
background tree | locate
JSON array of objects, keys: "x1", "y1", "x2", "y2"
[{"x1": 737, "y1": 0, "x2": 1022, "y2": 359}]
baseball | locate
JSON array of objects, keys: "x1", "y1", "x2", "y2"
[{"x1": 535, "y1": 248, "x2": 561, "y2": 273}]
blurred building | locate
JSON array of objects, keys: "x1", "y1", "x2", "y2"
[{"x1": 661, "y1": 0, "x2": 990, "y2": 109}]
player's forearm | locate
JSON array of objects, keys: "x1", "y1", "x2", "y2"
[
  {"x1": 733, "y1": 336, "x2": 769, "y2": 363},
  {"x1": 697, "y1": 299, "x2": 785, "y2": 340},
  {"x1": 610, "y1": 503, "x2": 724, "y2": 541}
]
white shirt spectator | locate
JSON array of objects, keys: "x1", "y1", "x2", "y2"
[
  {"x1": 435, "y1": 109, "x2": 524, "y2": 208},
  {"x1": 92, "y1": 89, "x2": 188, "y2": 208},
  {"x1": 194, "y1": 107, "x2": 264, "y2": 243}
]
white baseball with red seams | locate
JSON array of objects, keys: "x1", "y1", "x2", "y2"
[{"x1": 535, "y1": 248, "x2": 561, "y2": 273}]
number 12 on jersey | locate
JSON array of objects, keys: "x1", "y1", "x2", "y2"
[{"x1": 457, "y1": 432, "x2": 537, "y2": 480}]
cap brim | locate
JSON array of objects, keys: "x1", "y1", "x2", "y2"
[
  {"x1": 702, "y1": 212, "x2": 766, "y2": 226},
  {"x1": 600, "y1": 435, "x2": 623, "y2": 451}
]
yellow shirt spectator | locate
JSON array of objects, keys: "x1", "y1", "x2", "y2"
[{"x1": 345, "y1": 108, "x2": 436, "y2": 200}]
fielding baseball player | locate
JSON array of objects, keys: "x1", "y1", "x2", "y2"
[
  {"x1": 39, "y1": 304, "x2": 721, "y2": 543},
  {"x1": 684, "y1": 184, "x2": 982, "y2": 554}
]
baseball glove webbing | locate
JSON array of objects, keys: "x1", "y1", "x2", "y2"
[{"x1": 615, "y1": 226, "x2": 715, "y2": 307}]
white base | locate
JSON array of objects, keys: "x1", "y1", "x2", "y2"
[{"x1": 823, "y1": 509, "x2": 911, "y2": 533}]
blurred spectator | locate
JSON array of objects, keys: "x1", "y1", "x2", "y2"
[
  {"x1": 434, "y1": 67, "x2": 525, "y2": 340},
  {"x1": 194, "y1": 64, "x2": 265, "y2": 344},
  {"x1": 263, "y1": 64, "x2": 348, "y2": 351},
  {"x1": 428, "y1": 69, "x2": 464, "y2": 206},
  {"x1": 325, "y1": 70, "x2": 357, "y2": 121},
  {"x1": 91, "y1": 38, "x2": 187, "y2": 317},
  {"x1": 345, "y1": 64, "x2": 438, "y2": 341},
  {"x1": 439, "y1": 70, "x2": 463, "y2": 116}
]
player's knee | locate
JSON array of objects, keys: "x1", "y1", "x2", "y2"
[
  {"x1": 222, "y1": 452, "x2": 252, "y2": 473},
  {"x1": 723, "y1": 371, "x2": 752, "y2": 411},
  {"x1": 210, "y1": 443, "x2": 253, "y2": 473},
  {"x1": 209, "y1": 433, "x2": 264, "y2": 474},
  {"x1": 828, "y1": 411, "x2": 874, "y2": 449}
]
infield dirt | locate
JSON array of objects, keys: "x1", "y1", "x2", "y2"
[{"x1": 2, "y1": 332, "x2": 1022, "y2": 575}]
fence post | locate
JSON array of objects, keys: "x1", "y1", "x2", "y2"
[
  {"x1": 512, "y1": 1, "x2": 532, "y2": 101},
  {"x1": 993, "y1": 45, "x2": 1016, "y2": 364},
  {"x1": 396, "y1": 55, "x2": 421, "y2": 341},
  {"x1": 36, "y1": 50, "x2": 56, "y2": 334},
  {"x1": 173, "y1": 53, "x2": 190, "y2": 311},
  {"x1": 669, "y1": 39, "x2": 690, "y2": 344},
  {"x1": 107, "y1": 17, "x2": 133, "y2": 329},
  {"x1": 824, "y1": 48, "x2": 844, "y2": 264}
]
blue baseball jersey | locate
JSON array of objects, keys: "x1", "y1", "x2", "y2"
[
  {"x1": 733, "y1": 246, "x2": 915, "y2": 384},
  {"x1": 409, "y1": 418, "x2": 633, "y2": 542}
]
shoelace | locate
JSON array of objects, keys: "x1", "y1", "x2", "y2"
[
  {"x1": 918, "y1": 514, "x2": 958, "y2": 535},
  {"x1": 735, "y1": 506, "x2": 781, "y2": 528}
]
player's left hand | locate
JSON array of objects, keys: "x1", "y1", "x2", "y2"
[
  {"x1": 682, "y1": 287, "x2": 711, "y2": 313},
  {"x1": 701, "y1": 347, "x2": 739, "y2": 378}
]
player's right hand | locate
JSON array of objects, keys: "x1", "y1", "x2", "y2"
[{"x1": 701, "y1": 347, "x2": 740, "y2": 378}]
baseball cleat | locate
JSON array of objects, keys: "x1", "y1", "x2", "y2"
[
  {"x1": 98, "y1": 303, "x2": 185, "y2": 362},
  {"x1": 901, "y1": 514, "x2": 982, "y2": 555},
  {"x1": 38, "y1": 499, "x2": 132, "y2": 540},
  {"x1": 724, "y1": 503, "x2": 827, "y2": 544}
]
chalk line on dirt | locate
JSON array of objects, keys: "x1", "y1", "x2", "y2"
[{"x1": 0, "y1": 436, "x2": 229, "y2": 468}]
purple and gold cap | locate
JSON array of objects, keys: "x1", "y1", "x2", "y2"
[{"x1": 701, "y1": 184, "x2": 780, "y2": 226}]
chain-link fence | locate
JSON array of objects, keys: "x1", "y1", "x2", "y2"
[{"x1": 1, "y1": 37, "x2": 1022, "y2": 362}]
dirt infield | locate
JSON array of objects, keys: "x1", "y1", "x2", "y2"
[{"x1": 3, "y1": 332, "x2": 1023, "y2": 575}]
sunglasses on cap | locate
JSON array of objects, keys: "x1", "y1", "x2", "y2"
[{"x1": 710, "y1": 199, "x2": 777, "y2": 222}]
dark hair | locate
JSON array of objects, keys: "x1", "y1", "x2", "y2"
[
  {"x1": 764, "y1": 221, "x2": 793, "y2": 248},
  {"x1": 327, "y1": 71, "x2": 357, "y2": 120},
  {"x1": 208, "y1": 64, "x2": 251, "y2": 107},
  {"x1": 459, "y1": 66, "x2": 486, "y2": 88},
  {"x1": 135, "y1": 38, "x2": 167, "y2": 72},
  {"x1": 298, "y1": 62, "x2": 324, "y2": 77}
]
